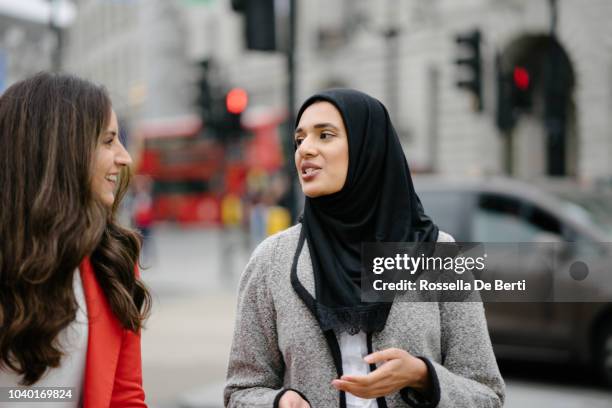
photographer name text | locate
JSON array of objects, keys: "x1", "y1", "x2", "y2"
[{"x1": 372, "y1": 279, "x2": 526, "y2": 292}]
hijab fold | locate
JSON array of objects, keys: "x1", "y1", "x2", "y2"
[{"x1": 292, "y1": 89, "x2": 439, "y2": 335}]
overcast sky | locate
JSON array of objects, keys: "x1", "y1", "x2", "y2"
[{"x1": 0, "y1": 0, "x2": 75, "y2": 27}]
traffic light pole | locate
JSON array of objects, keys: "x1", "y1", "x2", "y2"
[
  {"x1": 48, "y1": 0, "x2": 63, "y2": 72},
  {"x1": 288, "y1": 0, "x2": 296, "y2": 124},
  {"x1": 384, "y1": 0, "x2": 400, "y2": 122},
  {"x1": 545, "y1": 0, "x2": 566, "y2": 176},
  {"x1": 285, "y1": 0, "x2": 299, "y2": 221}
]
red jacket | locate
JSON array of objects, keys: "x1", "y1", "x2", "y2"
[{"x1": 79, "y1": 259, "x2": 147, "y2": 408}]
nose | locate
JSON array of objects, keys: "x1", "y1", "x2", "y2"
[
  {"x1": 297, "y1": 134, "x2": 317, "y2": 158},
  {"x1": 115, "y1": 140, "x2": 133, "y2": 166}
]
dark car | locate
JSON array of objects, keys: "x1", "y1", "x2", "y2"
[{"x1": 415, "y1": 176, "x2": 612, "y2": 386}]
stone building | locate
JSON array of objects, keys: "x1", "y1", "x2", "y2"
[
  {"x1": 0, "y1": 1, "x2": 69, "y2": 90},
  {"x1": 63, "y1": 0, "x2": 193, "y2": 125},
  {"x1": 62, "y1": 0, "x2": 612, "y2": 183},
  {"x1": 220, "y1": 0, "x2": 612, "y2": 182}
]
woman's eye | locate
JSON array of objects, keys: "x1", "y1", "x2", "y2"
[
  {"x1": 320, "y1": 132, "x2": 333, "y2": 139},
  {"x1": 294, "y1": 138, "x2": 303, "y2": 146}
]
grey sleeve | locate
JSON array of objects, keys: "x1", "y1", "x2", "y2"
[
  {"x1": 432, "y1": 231, "x2": 505, "y2": 407},
  {"x1": 224, "y1": 237, "x2": 286, "y2": 407},
  {"x1": 432, "y1": 301, "x2": 505, "y2": 407}
]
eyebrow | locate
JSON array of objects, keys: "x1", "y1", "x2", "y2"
[
  {"x1": 105, "y1": 130, "x2": 118, "y2": 136},
  {"x1": 294, "y1": 122, "x2": 340, "y2": 135}
]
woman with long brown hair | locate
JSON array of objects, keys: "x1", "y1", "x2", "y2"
[{"x1": 0, "y1": 72, "x2": 151, "y2": 407}]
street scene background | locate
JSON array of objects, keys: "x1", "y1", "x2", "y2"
[{"x1": 2, "y1": 0, "x2": 612, "y2": 406}]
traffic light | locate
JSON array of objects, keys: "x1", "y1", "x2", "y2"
[
  {"x1": 206, "y1": 87, "x2": 249, "y2": 142},
  {"x1": 511, "y1": 65, "x2": 534, "y2": 110},
  {"x1": 193, "y1": 59, "x2": 249, "y2": 141},
  {"x1": 496, "y1": 58, "x2": 536, "y2": 132},
  {"x1": 224, "y1": 87, "x2": 248, "y2": 138},
  {"x1": 196, "y1": 59, "x2": 212, "y2": 119},
  {"x1": 194, "y1": 59, "x2": 224, "y2": 137},
  {"x1": 226, "y1": 88, "x2": 248, "y2": 115},
  {"x1": 454, "y1": 29, "x2": 483, "y2": 111},
  {"x1": 232, "y1": 0, "x2": 276, "y2": 51}
]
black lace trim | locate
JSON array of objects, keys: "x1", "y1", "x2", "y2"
[{"x1": 315, "y1": 301, "x2": 391, "y2": 335}]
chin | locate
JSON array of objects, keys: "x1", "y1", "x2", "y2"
[
  {"x1": 302, "y1": 182, "x2": 341, "y2": 198},
  {"x1": 304, "y1": 192, "x2": 321, "y2": 198},
  {"x1": 98, "y1": 194, "x2": 116, "y2": 207},
  {"x1": 302, "y1": 187, "x2": 327, "y2": 198},
  {"x1": 300, "y1": 183, "x2": 318, "y2": 198}
]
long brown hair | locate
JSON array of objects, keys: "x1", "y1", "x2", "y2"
[{"x1": 0, "y1": 72, "x2": 151, "y2": 385}]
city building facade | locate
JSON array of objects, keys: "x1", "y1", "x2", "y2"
[
  {"x1": 0, "y1": 11, "x2": 56, "y2": 90},
  {"x1": 64, "y1": 0, "x2": 193, "y2": 127},
  {"x1": 219, "y1": 0, "x2": 612, "y2": 183},
  {"x1": 61, "y1": 0, "x2": 612, "y2": 183}
]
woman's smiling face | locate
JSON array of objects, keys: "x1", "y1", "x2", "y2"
[
  {"x1": 91, "y1": 109, "x2": 132, "y2": 207},
  {"x1": 294, "y1": 101, "x2": 349, "y2": 198}
]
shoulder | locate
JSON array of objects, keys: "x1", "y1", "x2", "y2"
[
  {"x1": 238, "y1": 223, "x2": 302, "y2": 295},
  {"x1": 241, "y1": 223, "x2": 302, "y2": 279},
  {"x1": 250, "y1": 223, "x2": 302, "y2": 261},
  {"x1": 437, "y1": 230, "x2": 455, "y2": 243}
]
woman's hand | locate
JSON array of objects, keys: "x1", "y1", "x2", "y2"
[
  {"x1": 331, "y1": 348, "x2": 430, "y2": 399},
  {"x1": 278, "y1": 390, "x2": 311, "y2": 408}
]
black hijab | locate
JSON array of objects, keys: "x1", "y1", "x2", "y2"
[{"x1": 292, "y1": 89, "x2": 439, "y2": 335}]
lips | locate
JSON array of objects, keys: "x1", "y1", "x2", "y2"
[
  {"x1": 300, "y1": 161, "x2": 321, "y2": 181},
  {"x1": 105, "y1": 174, "x2": 118, "y2": 185},
  {"x1": 301, "y1": 161, "x2": 321, "y2": 173}
]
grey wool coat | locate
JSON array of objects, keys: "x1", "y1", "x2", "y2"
[{"x1": 224, "y1": 224, "x2": 505, "y2": 408}]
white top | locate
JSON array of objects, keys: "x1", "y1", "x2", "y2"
[
  {"x1": 337, "y1": 331, "x2": 379, "y2": 408},
  {"x1": 337, "y1": 231, "x2": 453, "y2": 407},
  {"x1": 0, "y1": 270, "x2": 88, "y2": 408}
]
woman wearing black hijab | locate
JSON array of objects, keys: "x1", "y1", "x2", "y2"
[{"x1": 225, "y1": 89, "x2": 504, "y2": 408}]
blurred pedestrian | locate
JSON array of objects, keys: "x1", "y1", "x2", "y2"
[
  {"x1": 225, "y1": 89, "x2": 505, "y2": 407},
  {"x1": 0, "y1": 72, "x2": 151, "y2": 407},
  {"x1": 132, "y1": 174, "x2": 155, "y2": 265},
  {"x1": 247, "y1": 191, "x2": 267, "y2": 248}
]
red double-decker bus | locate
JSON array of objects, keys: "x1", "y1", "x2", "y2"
[{"x1": 133, "y1": 109, "x2": 286, "y2": 226}]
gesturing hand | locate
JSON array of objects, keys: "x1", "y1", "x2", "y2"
[
  {"x1": 278, "y1": 390, "x2": 310, "y2": 408},
  {"x1": 331, "y1": 348, "x2": 430, "y2": 399}
]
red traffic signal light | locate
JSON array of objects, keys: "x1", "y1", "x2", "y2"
[
  {"x1": 226, "y1": 88, "x2": 248, "y2": 114},
  {"x1": 513, "y1": 66, "x2": 530, "y2": 91}
]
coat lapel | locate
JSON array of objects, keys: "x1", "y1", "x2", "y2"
[{"x1": 80, "y1": 258, "x2": 123, "y2": 408}]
